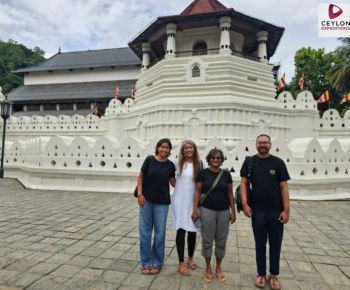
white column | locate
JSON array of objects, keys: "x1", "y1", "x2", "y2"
[
  {"x1": 90, "y1": 103, "x2": 95, "y2": 110},
  {"x1": 23, "y1": 105, "x2": 28, "y2": 112},
  {"x1": 73, "y1": 103, "x2": 77, "y2": 111},
  {"x1": 165, "y1": 23, "x2": 177, "y2": 59},
  {"x1": 141, "y1": 42, "x2": 151, "y2": 71},
  {"x1": 256, "y1": 31, "x2": 268, "y2": 63},
  {"x1": 40, "y1": 104, "x2": 44, "y2": 112},
  {"x1": 56, "y1": 104, "x2": 60, "y2": 111},
  {"x1": 219, "y1": 16, "x2": 231, "y2": 55}
]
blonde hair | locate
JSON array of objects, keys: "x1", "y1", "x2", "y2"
[{"x1": 177, "y1": 140, "x2": 201, "y2": 180}]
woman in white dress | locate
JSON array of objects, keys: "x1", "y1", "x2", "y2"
[{"x1": 172, "y1": 140, "x2": 202, "y2": 276}]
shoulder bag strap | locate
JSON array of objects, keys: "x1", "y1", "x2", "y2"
[
  {"x1": 246, "y1": 156, "x2": 253, "y2": 179},
  {"x1": 199, "y1": 169, "x2": 224, "y2": 205}
]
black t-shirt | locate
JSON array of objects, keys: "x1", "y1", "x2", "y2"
[
  {"x1": 141, "y1": 156, "x2": 176, "y2": 205},
  {"x1": 240, "y1": 154, "x2": 290, "y2": 212},
  {"x1": 197, "y1": 168, "x2": 233, "y2": 211}
]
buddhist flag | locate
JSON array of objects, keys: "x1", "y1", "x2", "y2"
[
  {"x1": 277, "y1": 73, "x2": 286, "y2": 90},
  {"x1": 340, "y1": 92, "x2": 350, "y2": 105},
  {"x1": 114, "y1": 86, "x2": 120, "y2": 99},
  {"x1": 131, "y1": 85, "x2": 136, "y2": 99},
  {"x1": 298, "y1": 74, "x2": 304, "y2": 90},
  {"x1": 317, "y1": 91, "x2": 330, "y2": 104}
]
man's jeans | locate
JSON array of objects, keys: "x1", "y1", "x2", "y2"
[
  {"x1": 251, "y1": 210, "x2": 284, "y2": 276},
  {"x1": 139, "y1": 201, "x2": 169, "y2": 268}
]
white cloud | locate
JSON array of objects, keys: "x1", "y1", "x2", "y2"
[{"x1": 0, "y1": 0, "x2": 345, "y2": 81}]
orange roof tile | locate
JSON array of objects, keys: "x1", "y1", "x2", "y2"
[{"x1": 180, "y1": 0, "x2": 229, "y2": 16}]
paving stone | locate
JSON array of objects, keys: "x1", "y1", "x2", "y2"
[
  {"x1": 26, "y1": 275, "x2": 68, "y2": 290},
  {"x1": 28, "y1": 262, "x2": 60, "y2": 275},
  {"x1": 0, "y1": 179, "x2": 349, "y2": 290},
  {"x1": 4, "y1": 259, "x2": 39, "y2": 272},
  {"x1": 6, "y1": 272, "x2": 43, "y2": 288},
  {"x1": 89, "y1": 258, "x2": 114, "y2": 270},
  {"x1": 50, "y1": 264, "x2": 82, "y2": 277}
]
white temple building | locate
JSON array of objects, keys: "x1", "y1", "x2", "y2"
[{"x1": 1, "y1": 0, "x2": 350, "y2": 199}]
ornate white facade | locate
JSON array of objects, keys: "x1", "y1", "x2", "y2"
[{"x1": 1, "y1": 0, "x2": 349, "y2": 199}]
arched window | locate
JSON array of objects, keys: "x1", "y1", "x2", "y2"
[
  {"x1": 192, "y1": 65, "x2": 200, "y2": 77},
  {"x1": 193, "y1": 41, "x2": 207, "y2": 55}
]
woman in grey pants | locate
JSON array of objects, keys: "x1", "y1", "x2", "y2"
[{"x1": 191, "y1": 148, "x2": 236, "y2": 283}]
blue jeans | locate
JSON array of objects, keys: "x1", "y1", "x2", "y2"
[
  {"x1": 251, "y1": 210, "x2": 284, "y2": 276},
  {"x1": 139, "y1": 201, "x2": 169, "y2": 268}
]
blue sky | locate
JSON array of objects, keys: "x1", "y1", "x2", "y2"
[{"x1": 0, "y1": 0, "x2": 346, "y2": 81}]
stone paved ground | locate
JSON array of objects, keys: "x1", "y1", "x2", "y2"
[{"x1": 0, "y1": 178, "x2": 349, "y2": 290}]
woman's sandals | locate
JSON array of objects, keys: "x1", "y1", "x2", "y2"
[
  {"x1": 187, "y1": 260, "x2": 198, "y2": 270},
  {"x1": 141, "y1": 267, "x2": 150, "y2": 275},
  {"x1": 203, "y1": 271, "x2": 213, "y2": 283},
  {"x1": 215, "y1": 272, "x2": 226, "y2": 283},
  {"x1": 178, "y1": 264, "x2": 190, "y2": 276}
]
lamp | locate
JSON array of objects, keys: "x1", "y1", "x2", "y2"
[{"x1": 0, "y1": 98, "x2": 12, "y2": 178}]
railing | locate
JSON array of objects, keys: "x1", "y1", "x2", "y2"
[
  {"x1": 231, "y1": 50, "x2": 259, "y2": 61},
  {"x1": 147, "y1": 48, "x2": 259, "y2": 67},
  {"x1": 175, "y1": 48, "x2": 219, "y2": 57}
]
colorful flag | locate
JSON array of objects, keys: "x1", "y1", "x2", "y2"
[
  {"x1": 277, "y1": 73, "x2": 286, "y2": 90},
  {"x1": 131, "y1": 85, "x2": 136, "y2": 99},
  {"x1": 114, "y1": 86, "x2": 120, "y2": 99},
  {"x1": 298, "y1": 74, "x2": 304, "y2": 90},
  {"x1": 317, "y1": 91, "x2": 330, "y2": 104},
  {"x1": 340, "y1": 92, "x2": 350, "y2": 105}
]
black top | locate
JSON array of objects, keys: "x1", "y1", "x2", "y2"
[
  {"x1": 141, "y1": 156, "x2": 176, "y2": 205},
  {"x1": 197, "y1": 168, "x2": 233, "y2": 211},
  {"x1": 240, "y1": 154, "x2": 290, "y2": 213}
]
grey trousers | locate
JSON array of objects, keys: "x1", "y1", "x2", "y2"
[{"x1": 200, "y1": 207, "x2": 230, "y2": 259}]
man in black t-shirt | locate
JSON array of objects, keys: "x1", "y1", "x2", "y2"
[{"x1": 240, "y1": 134, "x2": 290, "y2": 290}]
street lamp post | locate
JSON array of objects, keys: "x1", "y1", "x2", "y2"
[{"x1": 0, "y1": 99, "x2": 12, "y2": 178}]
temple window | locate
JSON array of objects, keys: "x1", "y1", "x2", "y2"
[
  {"x1": 193, "y1": 41, "x2": 207, "y2": 55},
  {"x1": 192, "y1": 65, "x2": 200, "y2": 77}
]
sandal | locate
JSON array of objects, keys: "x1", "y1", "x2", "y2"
[
  {"x1": 255, "y1": 275, "x2": 266, "y2": 288},
  {"x1": 268, "y1": 275, "x2": 281, "y2": 290},
  {"x1": 141, "y1": 267, "x2": 150, "y2": 275},
  {"x1": 150, "y1": 267, "x2": 161, "y2": 275},
  {"x1": 187, "y1": 260, "x2": 198, "y2": 270},
  {"x1": 215, "y1": 272, "x2": 226, "y2": 283},
  {"x1": 178, "y1": 264, "x2": 190, "y2": 276},
  {"x1": 203, "y1": 271, "x2": 213, "y2": 283}
]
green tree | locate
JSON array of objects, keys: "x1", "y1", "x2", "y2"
[
  {"x1": 289, "y1": 47, "x2": 341, "y2": 113},
  {"x1": 0, "y1": 39, "x2": 45, "y2": 94},
  {"x1": 327, "y1": 38, "x2": 350, "y2": 116}
]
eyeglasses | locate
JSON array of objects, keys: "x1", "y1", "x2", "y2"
[
  {"x1": 256, "y1": 141, "x2": 271, "y2": 145},
  {"x1": 210, "y1": 156, "x2": 222, "y2": 160}
]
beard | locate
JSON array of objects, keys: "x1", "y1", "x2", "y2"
[{"x1": 257, "y1": 147, "x2": 269, "y2": 155}]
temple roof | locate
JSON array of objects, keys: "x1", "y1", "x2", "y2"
[
  {"x1": 8, "y1": 80, "x2": 135, "y2": 103},
  {"x1": 14, "y1": 48, "x2": 141, "y2": 74},
  {"x1": 129, "y1": 9, "x2": 284, "y2": 61},
  {"x1": 180, "y1": 0, "x2": 230, "y2": 16}
]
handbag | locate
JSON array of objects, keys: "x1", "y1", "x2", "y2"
[
  {"x1": 199, "y1": 169, "x2": 224, "y2": 206},
  {"x1": 235, "y1": 156, "x2": 253, "y2": 213},
  {"x1": 134, "y1": 156, "x2": 151, "y2": 198}
]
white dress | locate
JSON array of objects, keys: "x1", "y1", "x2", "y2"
[{"x1": 172, "y1": 163, "x2": 198, "y2": 232}]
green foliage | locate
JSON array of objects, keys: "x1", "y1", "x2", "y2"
[
  {"x1": 327, "y1": 38, "x2": 350, "y2": 95},
  {"x1": 0, "y1": 39, "x2": 45, "y2": 94},
  {"x1": 289, "y1": 46, "x2": 344, "y2": 115}
]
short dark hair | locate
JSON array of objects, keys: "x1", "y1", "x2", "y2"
[
  {"x1": 256, "y1": 134, "x2": 271, "y2": 142},
  {"x1": 206, "y1": 148, "x2": 225, "y2": 165},
  {"x1": 155, "y1": 138, "x2": 172, "y2": 156}
]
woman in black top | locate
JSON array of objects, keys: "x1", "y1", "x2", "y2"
[
  {"x1": 137, "y1": 138, "x2": 176, "y2": 275},
  {"x1": 192, "y1": 148, "x2": 236, "y2": 283}
]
